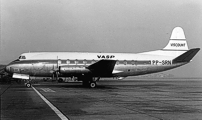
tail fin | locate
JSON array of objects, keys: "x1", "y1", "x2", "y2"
[{"x1": 163, "y1": 27, "x2": 189, "y2": 50}]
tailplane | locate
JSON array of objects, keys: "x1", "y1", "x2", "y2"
[
  {"x1": 172, "y1": 48, "x2": 200, "y2": 63},
  {"x1": 163, "y1": 27, "x2": 188, "y2": 50}
]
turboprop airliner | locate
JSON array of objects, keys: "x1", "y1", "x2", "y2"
[{"x1": 5, "y1": 27, "x2": 200, "y2": 88}]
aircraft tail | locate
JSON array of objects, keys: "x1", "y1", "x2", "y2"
[
  {"x1": 163, "y1": 27, "x2": 189, "y2": 50},
  {"x1": 162, "y1": 27, "x2": 200, "y2": 63}
]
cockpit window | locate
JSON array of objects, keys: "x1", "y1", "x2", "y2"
[{"x1": 19, "y1": 56, "x2": 26, "y2": 59}]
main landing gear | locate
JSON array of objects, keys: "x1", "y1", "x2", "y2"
[
  {"x1": 25, "y1": 83, "x2": 31, "y2": 88},
  {"x1": 89, "y1": 81, "x2": 96, "y2": 88},
  {"x1": 24, "y1": 79, "x2": 32, "y2": 88},
  {"x1": 82, "y1": 77, "x2": 100, "y2": 88}
]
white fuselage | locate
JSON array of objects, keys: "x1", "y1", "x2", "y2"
[{"x1": 6, "y1": 49, "x2": 187, "y2": 78}]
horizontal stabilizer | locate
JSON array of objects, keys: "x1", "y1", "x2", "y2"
[
  {"x1": 87, "y1": 59, "x2": 117, "y2": 76},
  {"x1": 172, "y1": 48, "x2": 200, "y2": 63}
]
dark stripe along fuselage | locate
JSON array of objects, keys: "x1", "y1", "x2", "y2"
[{"x1": 6, "y1": 59, "x2": 185, "y2": 77}]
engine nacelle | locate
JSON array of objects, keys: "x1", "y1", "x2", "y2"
[{"x1": 59, "y1": 66, "x2": 91, "y2": 75}]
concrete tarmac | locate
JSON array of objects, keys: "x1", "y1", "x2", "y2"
[{"x1": 1, "y1": 78, "x2": 202, "y2": 120}]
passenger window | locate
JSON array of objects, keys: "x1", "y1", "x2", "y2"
[
  {"x1": 131, "y1": 60, "x2": 135, "y2": 65},
  {"x1": 92, "y1": 60, "x2": 96, "y2": 64},
  {"x1": 75, "y1": 60, "x2": 78, "y2": 64},
  {"x1": 86, "y1": 60, "x2": 91, "y2": 64},
  {"x1": 66, "y1": 60, "x2": 70, "y2": 64},
  {"x1": 83, "y1": 59, "x2": 87, "y2": 64},
  {"x1": 124, "y1": 60, "x2": 127, "y2": 65}
]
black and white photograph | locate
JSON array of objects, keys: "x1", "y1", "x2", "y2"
[{"x1": 1, "y1": 0, "x2": 202, "y2": 119}]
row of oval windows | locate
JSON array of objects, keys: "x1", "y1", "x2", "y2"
[{"x1": 58, "y1": 60, "x2": 151, "y2": 65}]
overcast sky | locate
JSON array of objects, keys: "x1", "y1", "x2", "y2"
[{"x1": 1, "y1": 0, "x2": 202, "y2": 77}]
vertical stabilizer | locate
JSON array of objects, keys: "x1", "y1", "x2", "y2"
[{"x1": 164, "y1": 27, "x2": 188, "y2": 50}]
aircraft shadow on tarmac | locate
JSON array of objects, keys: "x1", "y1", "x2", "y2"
[
  {"x1": 33, "y1": 82, "x2": 118, "y2": 89},
  {"x1": 31, "y1": 81, "x2": 174, "y2": 91},
  {"x1": 6, "y1": 79, "x2": 175, "y2": 90}
]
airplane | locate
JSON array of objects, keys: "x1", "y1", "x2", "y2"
[{"x1": 4, "y1": 27, "x2": 200, "y2": 88}]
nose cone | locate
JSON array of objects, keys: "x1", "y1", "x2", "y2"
[
  {"x1": 5, "y1": 66, "x2": 11, "y2": 73},
  {"x1": 5, "y1": 60, "x2": 19, "y2": 73}
]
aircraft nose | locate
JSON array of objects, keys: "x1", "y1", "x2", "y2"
[{"x1": 5, "y1": 66, "x2": 11, "y2": 73}]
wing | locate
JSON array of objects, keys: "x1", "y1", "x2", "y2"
[{"x1": 87, "y1": 59, "x2": 117, "y2": 76}]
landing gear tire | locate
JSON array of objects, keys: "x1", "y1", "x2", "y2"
[
  {"x1": 89, "y1": 81, "x2": 96, "y2": 88},
  {"x1": 81, "y1": 76, "x2": 98, "y2": 88},
  {"x1": 26, "y1": 83, "x2": 31, "y2": 88}
]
